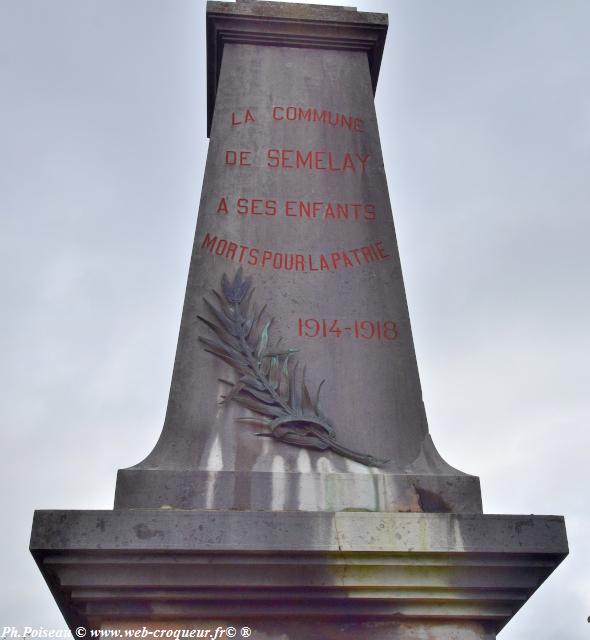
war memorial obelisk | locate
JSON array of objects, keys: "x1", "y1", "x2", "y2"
[{"x1": 31, "y1": 2, "x2": 567, "y2": 638}]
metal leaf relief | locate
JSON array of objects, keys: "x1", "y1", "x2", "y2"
[{"x1": 198, "y1": 268, "x2": 388, "y2": 468}]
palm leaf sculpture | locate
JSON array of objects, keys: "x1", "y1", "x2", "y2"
[{"x1": 197, "y1": 268, "x2": 388, "y2": 468}]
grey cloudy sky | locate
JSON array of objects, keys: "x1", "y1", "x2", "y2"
[{"x1": 1, "y1": 0, "x2": 588, "y2": 637}]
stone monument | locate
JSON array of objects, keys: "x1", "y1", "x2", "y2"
[{"x1": 31, "y1": 2, "x2": 568, "y2": 638}]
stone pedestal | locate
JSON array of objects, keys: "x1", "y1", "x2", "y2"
[
  {"x1": 31, "y1": 2, "x2": 567, "y2": 637},
  {"x1": 31, "y1": 510, "x2": 567, "y2": 638}
]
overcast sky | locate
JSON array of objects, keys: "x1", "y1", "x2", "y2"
[{"x1": 1, "y1": 0, "x2": 588, "y2": 637}]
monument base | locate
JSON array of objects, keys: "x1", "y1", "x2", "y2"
[
  {"x1": 101, "y1": 620, "x2": 496, "y2": 639},
  {"x1": 114, "y1": 467, "x2": 482, "y2": 513},
  {"x1": 30, "y1": 510, "x2": 566, "y2": 638}
]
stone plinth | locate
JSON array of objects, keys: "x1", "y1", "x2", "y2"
[{"x1": 31, "y1": 510, "x2": 567, "y2": 638}]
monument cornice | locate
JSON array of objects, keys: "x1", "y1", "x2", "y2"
[
  {"x1": 206, "y1": 0, "x2": 388, "y2": 135},
  {"x1": 30, "y1": 510, "x2": 568, "y2": 634}
]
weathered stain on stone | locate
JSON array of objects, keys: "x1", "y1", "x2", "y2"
[
  {"x1": 133, "y1": 523, "x2": 164, "y2": 540},
  {"x1": 414, "y1": 486, "x2": 452, "y2": 513},
  {"x1": 514, "y1": 518, "x2": 535, "y2": 535}
]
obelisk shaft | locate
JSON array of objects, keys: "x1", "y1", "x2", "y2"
[{"x1": 114, "y1": 1, "x2": 481, "y2": 513}]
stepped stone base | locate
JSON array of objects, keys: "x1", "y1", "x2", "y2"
[
  {"x1": 101, "y1": 620, "x2": 496, "y2": 639},
  {"x1": 30, "y1": 510, "x2": 567, "y2": 638}
]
